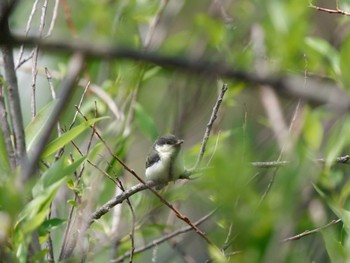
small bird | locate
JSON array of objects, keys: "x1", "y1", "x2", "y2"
[{"x1": 145, "y1": 134, "x2": 185, "y2": 189}]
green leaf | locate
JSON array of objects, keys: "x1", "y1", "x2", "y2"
[
  {"x1": 67, "y1": 199, "x2": 77, "y2": 207},
  {"x1": 16, "y1": 238, "x2": 28, "y2": 263},
  {"x1": 208, "y1": 245, "x2": 227, "y2": 263},
  {"x1": 302, "y1": 108, "x2": 323, "y2": 150},
  {"x1": 314, "y1": 184, "x2": 350, "y2": 233},
  {"x1": 14, "y1": 156, "x2": 85, "y2": 255},
  {"x1": 305, "y1": 37, "x2": 340, "y2": 75},
  {"x1": 25, "y1": 100, "x2": 58, "y2": 154},
  {"x1": 321, "y1": 229, "x2": 347, "y2": 263},
  {"x1": 134, "y1": 103, "x2": 158, "y2": 141},
  {"x1": 325, "y1": 117, "x2": 350, "y2": 167},
  {"x1": 142, "y1": 66, "x2": 161, "y2": 81},
  {"x1": 267, "y1": 1, "x2": 289, "y2": 33},
  {"x1": 38, "y1": 218, "x2": 66, "y2": 235},
  {"x1": 32, "y1": 155, "x2": 86, "y2": 198},
  {"x1": 195, "y1": 14, "x2": 225, "y2": 46},
  {"x1": 339, "y1": 34, "x2": 350, "y2": 89},
  {"x1": 15, "y1": 177, "x2": 66, "y2": 235},
  {"x1": 41, "y1": 116, "x2": 108, "y2": 157}
]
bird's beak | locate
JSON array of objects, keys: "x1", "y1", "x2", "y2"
[{"x1": 176, "y1": 139, "x2": 184, "y2": 145}]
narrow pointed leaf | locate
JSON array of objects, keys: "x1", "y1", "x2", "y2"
[
  {"x1": 41, "y1": 116, "x2": 108, "y2": 157},
  {"x1": 25, "y1": 100, "x2": 58, "y2": 153}
]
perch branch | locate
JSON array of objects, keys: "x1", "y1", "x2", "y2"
[{"x1": 89, "y1": 182, "x2": 157, "y2": 225}]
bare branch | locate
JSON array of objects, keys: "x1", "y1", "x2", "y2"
[
  {"x1": 252, "y1": 160, "x2": 289, "y2": 168},
  {"x1": 194, "y1": 83, "x2": 228, "y2": 169},
  {"x1": 310, "y1": 4, "x2": 350, "y2": 16},
  {"x1": 88, "y1": 181, "x2": 157, "y2": 225},
  {"x1": 1, "y1": 34, "x2": 349, "y2": 111},
  {"x1": 30, "y1": 0, "x2": 49, "y2": 118},
  {"x1": 252, "y1": 155, "x2": 350, "y2": 168},
  {"x1": 282, "y1": 219, "x2": 341, "y2": 242},
  {"x1": 45, "y1": 0, "x2": 60, "y2": 38},
  {"x1": 45, "y1": 67, "x2": 62, "y2": 136},
  {"x1": 16, "y1": 0, "x2": 39, "y2": 68}
]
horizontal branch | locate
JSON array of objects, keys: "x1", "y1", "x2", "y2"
[
  {"x1": 90, "y1": 154, "x2": 350, "y2": 226},
  {"x1": 1, "y1": 34, "x2": 349, "y2": 111},
  {"x1": 252, "y1": 155, "x2": 350, "y2": 168},
  {"x1": 88, "y1": 181, "x2": 157, "y2": 226}
]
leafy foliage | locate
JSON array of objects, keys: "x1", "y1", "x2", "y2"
[{"x1": 2, "y1": 0, "x2": 350, "y2": 262}]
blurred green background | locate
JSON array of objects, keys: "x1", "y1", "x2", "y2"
[{"x1": 2, "y1": 0, "x2": 350, "y2": 262}]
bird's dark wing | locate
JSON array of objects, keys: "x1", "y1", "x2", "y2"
[{"x1": 146, "y1": 151, "x2": 160, "y2": 168}]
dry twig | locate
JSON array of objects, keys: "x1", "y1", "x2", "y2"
[
  {"x1": 194, "y1": 83, "x2": 228, "y2": 169},
  {"x1": 310, "y1": 3, "x2": 350, "y2": 16}
]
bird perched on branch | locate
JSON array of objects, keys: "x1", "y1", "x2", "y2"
[{"x1": 145, "y1": 134, "x2": 185, "y2": 189}]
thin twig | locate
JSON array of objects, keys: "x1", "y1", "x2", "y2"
[
  {"x1": 116, "y1": 179, "x2": 136, "y2": 263},
  {"x1": 143, "y1": 0, "x2": 169, "y2": 49},
  {"x1": 251, "y1": 160, "x2": 289, "y2": 168},
  {"x1": 282, "y1": 219, "x2": 342, "y2": 242},
  {"x1": 259, "y1": 52, "x2": 308, "y2": 203},
  {"x1": 111, "y1": 210, "x2": 216, "y2": 263},
  {"x1": 45, "y1": 0, "x2": 60, "y2": 38},
  {"x1": 69, "y1": 82, "x2": 90, "y2": 130},
  {"x1": 310, "y1": 4, "x2": 350, "y2": 16},
  {"x1": 45, "y1": 203, "x2": 55, "y2": 262},
  {"x1": 194, "y1": 83, "x2": 228, "y2": 169},
  {"x1": 45, "y1": 67, "x2": 61, "y2": 136},
  {"x1": 30, "y1": 0, "x2": 48, "y2": 118},
  {"x1": 317, "y1": 155, "x2": 350, "y2": 164},
  {"x1": 61, "y1": 0, "x2": 77, "y2": 36},
  {"x1": 16, "y1": 0, "x2": 39, "y2": 68}
]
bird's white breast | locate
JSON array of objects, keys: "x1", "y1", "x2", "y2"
[{"x1": 145, "y1": 144, "x2": 183, "y2": 182}]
